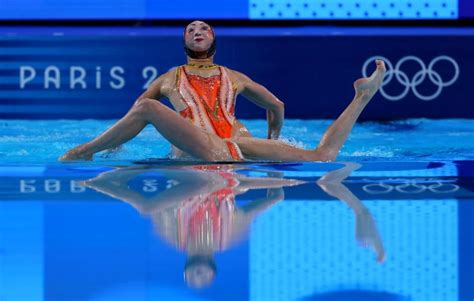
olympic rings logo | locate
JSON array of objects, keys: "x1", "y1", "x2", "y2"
[
  {"x1": 362, "y1": 178, "x2": 459, "y2": 194},
  {"x1": 362, "y1": 55, "x2": 460, "y2": 101}
]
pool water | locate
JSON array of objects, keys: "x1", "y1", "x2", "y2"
[
  {"x1": 1, "y1": 119, "x2": 473, "y2": 163},
  {"x1": 1, "y1": 118, "x2": 474, "y2": 301}
]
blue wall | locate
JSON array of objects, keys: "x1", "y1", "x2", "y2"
[
  {"x1": 460, "y1": 0, "x2": 474, "y2": 18},
  {"x1": 0, "y1": 27, "x2": 472, "y2": 120},
  {"x1": 0, "y1": 0, "x2": 464, "y2": 20},
  {"x1": 0, "y1": 0, "x2": 247, "y2": 20},
  {"x1": 250, "y1": 0, "x2": 458, "y2": 19}
]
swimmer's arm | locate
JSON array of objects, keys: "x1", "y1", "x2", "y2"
[
  {"x1": 235, "y1": 72, "x2": 284, "y2": 140},
  {"x1": 135, "y1": 70, "x2": 173, "y2": 102}
]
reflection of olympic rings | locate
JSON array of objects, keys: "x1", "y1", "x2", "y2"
[
  {"x1": 362, "y1": 178, "x2": 460, "y2": 194},
  {"x1": 362, "y1": 55, "x2": 459, "y2": 101}
]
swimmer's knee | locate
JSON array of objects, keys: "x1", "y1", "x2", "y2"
[
  {"x1": 133, "y1": 98, "x2": 159, "y2": 116},
  {"x1": 134, "y1": 97, "x2": 155, "y2": 108}
]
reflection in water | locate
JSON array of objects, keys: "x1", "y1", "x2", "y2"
[
  {"x1": 83, "y1": 162, "x2": 385, "y2": 288},
  {"x1": 361, "y1": 177, "x2": 460, "y2": 194},
  {"x1": 83, "y1": 164, "x2": 302, "y2": 288},
  {"x1": 317, "y1": 162, "x2": 385, "y2": 263}
]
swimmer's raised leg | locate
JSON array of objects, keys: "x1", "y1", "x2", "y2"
[
  {"x1": 316, "y1": 59, "x2": 386, "y2": 159},
  {"x1": 235, "y1": 60, "x2": 386, "y2": 161}
]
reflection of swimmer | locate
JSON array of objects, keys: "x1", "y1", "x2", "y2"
[
  {"x1": 83, "y1": 165, "x2": 302, "y2": 288},
  {"x1": 60, "y1": 20, "x2": 386, "y2": 162},
  {"x1": 317, "y1": 162, "x2": 386, "y2": 263}
]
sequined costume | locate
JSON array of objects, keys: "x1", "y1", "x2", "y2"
[
  {"x1": 177, "y1": 65, "x2": 244, "y2": 161},
  {"x1": 151, "y1": 167, "x2": 246, "y2": 252},
  {"x1": 176, "y1": 171, "x2": 239, "y2": 251}
]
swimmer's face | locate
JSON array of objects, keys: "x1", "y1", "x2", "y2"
[
  {"x1": 184, "y1": 261, "x2": 216, "y2": 289},
  {"x1": 184, "y1": 21, "x2": 214, "y2": 53}
]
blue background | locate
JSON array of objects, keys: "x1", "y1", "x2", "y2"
[
  {"x1": 0, "y1": 0, "x2": 247, "y2": 20},
  {"x1": 0, "y1": 27, "x2": 471, "y2": 120},
  {"x1": 0, "y1": 0, "x2": 470, "y2": 20},
  {"x1": 460, "y1": 0, "x2": 474, "y2": 17},
  {"x1": 250, "y1": 0, "x2": 458, "y2": 20}
]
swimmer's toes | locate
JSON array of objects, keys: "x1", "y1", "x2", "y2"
[
  {"x1": 376, "y1": 250, "x2": 386, "y2": 263},
  {"x1": 354, "y1": 60, "x2": 386, "y2": 98},
  {"x1": 375, "y1": 59, "x2": 386, "y2": 70}
]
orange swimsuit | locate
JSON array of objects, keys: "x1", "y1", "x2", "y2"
[
  {"x1": 176, "y1": 171, "x2": 239, "y2": 251},
  {"x1": 177, "y1": 66, "x2": 244, "y2": 161}
]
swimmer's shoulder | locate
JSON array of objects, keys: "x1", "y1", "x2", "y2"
[
  {"x1": 220, "y1": 66, "x2": 246, "y2": 78},
  {"x1": 220, "y1": 66, "x2": 253, "y2": 93},
  {"x1": 162, "y1": 66, "x2": 181, "y2": 81},
  {"x1": 140, "y1": 67, "x2": 181, "y2": 99},
  {"x1": 154, "y1": 66, "x2": 182, "y2": 94}
]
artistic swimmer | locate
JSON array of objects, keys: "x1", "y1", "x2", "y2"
[{"x1": 60, "y1": 20, "x2": 386, "y2": 162}]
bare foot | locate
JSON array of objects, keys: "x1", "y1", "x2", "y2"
[
  {"x1": 355, "y1": 208, "x2": 386, "y2": 263},
  {"x1": 59, "y1": 145, "x2": 93, "y2": 161},
  {"x1": 354, "y1": 59, "x2": 386, "y2": 101}
]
